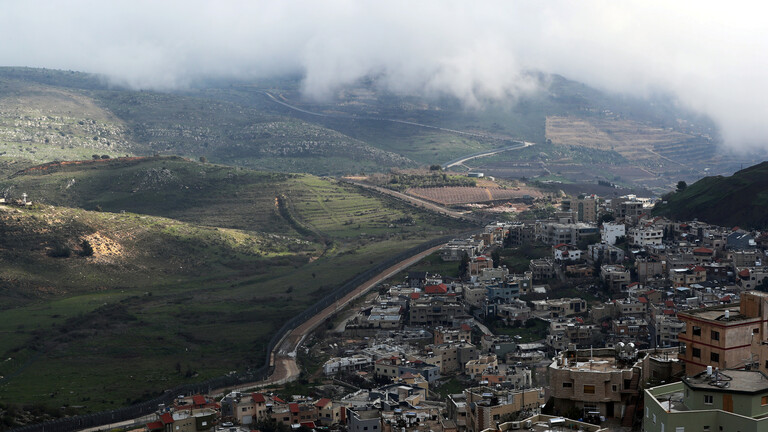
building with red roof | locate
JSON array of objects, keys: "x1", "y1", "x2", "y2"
[{"x1": 424, "y1": 283, "x2": 448, "y2": 295}]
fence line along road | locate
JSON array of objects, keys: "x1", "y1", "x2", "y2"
[{"x1": 11, "y1": 232, "x2": 476, "y2": 432}]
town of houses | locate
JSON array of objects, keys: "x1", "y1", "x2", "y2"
[{"x1": 138, "y1": 194, "x2": 768, "y2": 432}]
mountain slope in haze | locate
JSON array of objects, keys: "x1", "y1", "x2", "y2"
[
  {"x1": 0, "y1": 67, "x2": 416, "y2": 175},
  {"x1": 653, "y1": 161, "x2": 768, "y2": 228}
]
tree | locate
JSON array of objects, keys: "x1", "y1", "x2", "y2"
[
  {"x1": 491, "y1": 249, "x2": 501, "y2": 268},
  {"x1": 599, "y1": 213, "x2": 615, "y2": 224},
  {"x1": 199, "y1": 156, "x2": 207, "y2": 163},
  {"x1": 459, "y1": 252, "x2": 470, "y2": 279},
  {"x1": 502, "y1": 231, "x2": 514, "y2": 248},
  {"x1": 80, "y1": 239, "x2": 94, "y2": 257},
  {"x1": 100, "y1": 154, "x2": 110, "y2": 159},
  {"x1": 47, "y1": 242, "x2": 71, "y2": 258},
  {"x1": 676, "y1": 181, "x2": 687, "y2": 192},
  {"x1": 429, "y1": 164, "x2": 441, "y2": 171}
]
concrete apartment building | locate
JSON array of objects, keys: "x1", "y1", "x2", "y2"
[
  {"x1": 409, "y1": 297, "x2": 467, "y2": 326},
  {"x1": 536, "y1": 222, "x2": 598, "y2": 246},
  {"x1": 628, "y1": 226, "x2": 663, "y2": 247},
  {"x1": 601, "y1": 264, "x2": 630, "y2": 291},
  {"x1": 562, "y1": 195, "x2": 598, "y2": 223},
  {"x1": 548, "y1": 347, "x2": 640, "y2": 420},
  {"x1": 677, "y1": 291, "x2": 768, "y2": 374},
  {"x1": 528, "y1": 258, "x2": 555, "y2": 281},
  {"x1": 531, "y1": 298, "x2": 586, "y2": 317},
  {"x1": 644, "y1": 370, "x2": 768, "y2": 432},
  {"x1": 669, "y1": 265, "x2": 706, "y2": 287},
  {"x1": 347, "y1": 409, "x2": 382, "y2": 432},
  {"x1": 587, "y1": 243, "x2": 624, "y2": 264},
  {"x1": 463, "y1": 387, "x2": 545, "y2": 432},
  {"x1": 426, "y1": 342, "x2": 478, "y2": 374},
  {"x1": 601, "y1": 222, "x2": 625, "y2": 245}
]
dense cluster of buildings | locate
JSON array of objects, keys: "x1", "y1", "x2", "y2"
[{"x1": 138, "y1": 192, "x2": 768, "y2": 432}]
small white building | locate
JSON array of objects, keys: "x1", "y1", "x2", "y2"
[
  {"x1": 553, "y1": 244, "x2": 582, "y2": 262},
  {"x1": 628, "y1": 226, "x2": 663, "y2": 247},
  {"x1": 601, "y1": 223, "x2": 625, "y2": 245}
]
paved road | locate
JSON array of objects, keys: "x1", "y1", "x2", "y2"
[{"x1": 443, "y1": 141, "x2": 535, "y2": 168}]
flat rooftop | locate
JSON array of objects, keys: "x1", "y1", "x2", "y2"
[
  {"x1": 682, "y1": 308, "x2": 747, "y2": 322},
  {"x1": 684, "y1": 370, "x2": 768, "y2": 394},
  {"x1": 551, "y1": 356, "x2": 633, "y2": 373}
]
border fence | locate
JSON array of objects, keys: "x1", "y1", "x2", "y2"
[{"x1": 10, "y1": 232, "x2": 473, "y2": 432}]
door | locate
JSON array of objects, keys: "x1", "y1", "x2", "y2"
[{"x1": 723, "y1": 394, "x2": 733, "y2": 412}]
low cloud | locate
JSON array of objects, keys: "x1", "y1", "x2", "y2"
[{"x1": 1, "y1": 1, "x2": 766, "y2": 151}]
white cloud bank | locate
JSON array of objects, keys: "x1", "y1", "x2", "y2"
[{"x1": 0, "y1": 1, "x2": 766, "y2": 151}]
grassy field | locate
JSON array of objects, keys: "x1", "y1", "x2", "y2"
[
  {"x1": 488, "y1": 319, "x2": 549, "y2": 343},
  {"x1": 0, "y1": 157, "x2": 470, "y2": 416}
]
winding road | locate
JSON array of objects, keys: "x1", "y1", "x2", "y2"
[{"x1": 443, "y1": 141, "x2": 536, "y2": 169}]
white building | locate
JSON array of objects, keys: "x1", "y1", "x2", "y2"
[
  {"x1": 601, "y1": 223, "x2": 625, "y2": 245},
  {"x1": 628, "y1": 227, "x2": 663, "y2": 247}
]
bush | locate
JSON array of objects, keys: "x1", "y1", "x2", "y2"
[
  {"x1": 47, "y1": 243, "x2": 71, "y2": 258},
  {"x1": 80, "y1": 240, "x2": 94, "y2": 257}
]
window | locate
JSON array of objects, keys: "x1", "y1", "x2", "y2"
[
  {"x1": 692, "y1": 348, "x2": 701, "y2": 358},
  {"x1": 703, "y1": 427, "x2": 710, "y2": 432},
  {"x1": 704, "y1": 395, "x2": 713, "y2": 405},
  {"x1": 584, "y1": 385, "x2": 595, "y2": 394},
  {"x1": 762, "y1": 396, "x2": 768, "y2": 406},
  {"x1": 612, "y1": 385, "x2": 618, "y2": 392},
  {"x1": 653, "y1": 413, "x2": 656, "y2": 424},
  {"x1": 755, "y1": 328, "x2": 761, "y2": 334},
  {"x1": 711, "y1": 352, "x2": 720, "y2": 363},
  {"x1": 711, "y1": 330, "x2": 719, "y2": 341},
  {"x1": 563, "y1": 382, "x2": 573, "y2": 388},
  {"x1": 675, "y1": 427, "x2": 685, "y2": 432},
  {"x1": 242, "y1": 407, "x2": 248, "y2": 412},
  {"x1": 646, "y1": 407, "x2": 649, "y2": 418},
  {"x1": 692, "y1": 326, "x2": 701, "y2": 336}
]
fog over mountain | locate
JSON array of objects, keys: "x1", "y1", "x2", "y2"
[{"x1": 1, "y1": 1, "x2": 766, "y2": 151}]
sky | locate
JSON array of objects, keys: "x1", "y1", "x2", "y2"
[{"x1": 1, "y1": 1, "x2": 766, "y2": 152}]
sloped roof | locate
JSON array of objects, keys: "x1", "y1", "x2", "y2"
[
  {"x1": 424, "y1": 284, "x2": 448, "y2": 294},
  {"x1": 315, "y1": 398, "x2": 331, "y2": 408},
  {"x1": 192, "y1": 395, "x2": 207, "y2": 406},
  {"x1": 252, "y1": 393, "x2": 266, "y2": 403},
  {"x1": 160, "y1": 413, "x2": 174, "y2": 424},
  {"x1": 147, "y1": 421, "x2": 164, "y2": 430}
]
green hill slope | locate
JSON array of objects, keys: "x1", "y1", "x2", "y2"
[
  {"x1": 0, "y1": 156, "x2": 468, "y2": 416},
  {"x1": 653, "y1": 161, "x2": 768, "y2": 228}
]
